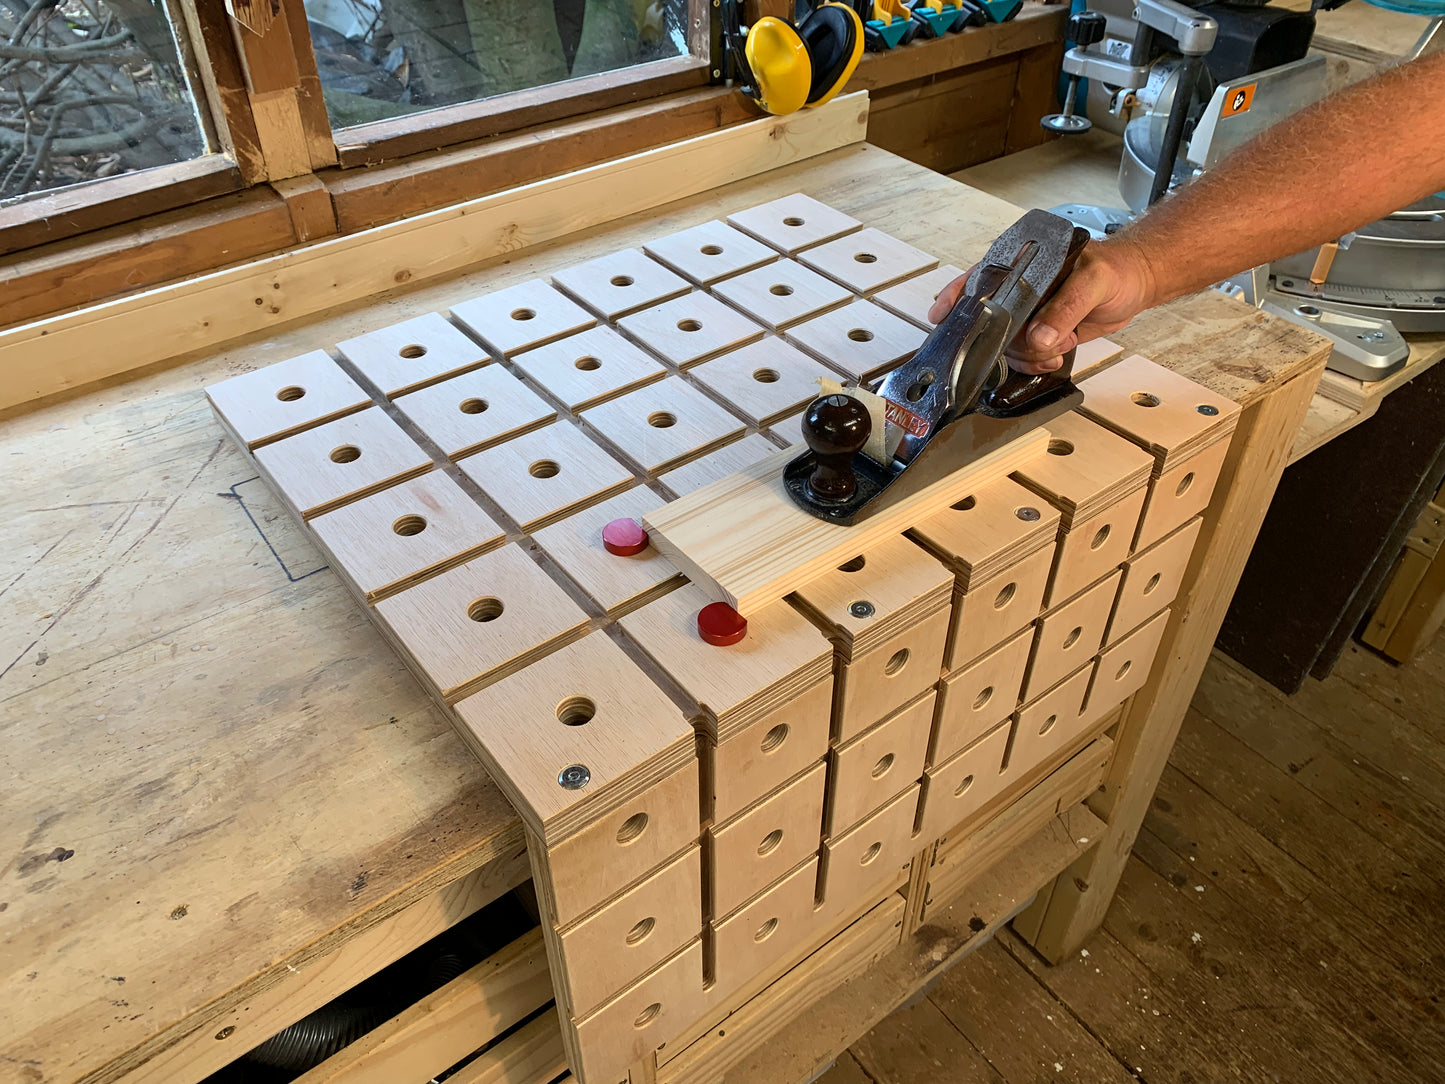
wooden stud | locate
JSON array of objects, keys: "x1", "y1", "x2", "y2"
[
  {"x1": 269, "y1": 174, "x2": 336, "y2": 242},
  {"x1": 871, "y1": 265, "x2": 965, "y2": 329},
  {"x1": 795, "y1": 227, "x2": 938, "y2": 295},
  {"x1": 944, "y1": 544, "x2": 1055, "y2": 672},
  {"x1": 832, "y1": 609, "x2": 951, "y2": 744},
  {"x1": 616, "y1": 292, "x2": 766, "y2": 369},
  {"x1": 510, "y1": 326, "x2": 668, "y2": 412},
  {"x1": 1008, "y1": 663, "x2": 1094, "y2": 780},
  {"x1": 373, "y1": 544, "x2": 590, "y2": 700},
  {"x1": 1080, "y1": 608, "x2": 1170, "y2": 730},
  {"x1": 205, "y1": 350, "x2": 370, "y2": 448},
  {"x1": 337, "y1": 312, "x2": 490, "y2": 397},
  {"x1": 916, "y1": 721, "x2": 1011, "y2": 845},
  {"x1": 1134, "y1": 436, "x2": 1231, "y2": 552},
  {"x1": 1043, "y1": 487, "x2": 1148, "y2": 609},
  {"x1": 642, "y1": 221, "x2": 778, "y2": 285},
  {"x1": 709, "y1": 678, "x2": 833, "y2": 825},
  {"x1": 783, "y1": 299, "x2": 927, "y2": 384},
  {"x1": 688, "y1": 339, "x2": 836, "y2": 426},
  {"x1": 309, "y1": 471, "x2": 506, "y2": 601},
  {"x1": 1109, "y1": 516, "x2": 1201, "y2": 643},
  {"x1": 709, "y1": 261, "x2": 853, "y2": 331},
  {"x1": 931, "y1": 626, "x2": 1032, "y2": 766},
  {"x1": 1078, "y1": 354, "x2": 1241, "y2": 471},
  {"x1": 251, "y1": 409, "x2": 433, "y2": 518},
  {"x1": 456, "y1": 422, "x2": 636, "y2": 531},
  {"x1": 581, "y1": 378, "x2": 748, "y2": 475},
  {"x1": 1024, "y1": 569, "x2": 1122, "y2": 701},
  {"x1": 708, "y1": 857, "x2": 823, "y2": 1002},
  {"x1": 657, "y1": 434, "x2": 782, "y2": 498},
  {"x1": 726, "y1": 193, "x2": 862, "y2": 255},
  {"x1": 451, "y1": 280, "x2": 598, "y2": 358},
  {"x1": 827, "y1": 691, "x2": 934, "y2": 837},
  {"x1": 394, "y1": 365, "x2": 558, "y2": 458},
  {"x1": 817, "y1": 783, "x2": 920, "y2": 919},
  {"x1": 709, "y1": 762, "x2": 826, "y2": 919},
  {"x1": 552, "y1": 248, "x2": 692, "y2": 320}
]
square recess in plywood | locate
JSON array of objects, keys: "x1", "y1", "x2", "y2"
[
  {"x1": 532, "y1": 488, "x2": 684, "y2": 616},
  {"x1": 616, "y1": 291, "x2": 765, "y2": 368},
  {"x1": 206, "y1": 350, "x2": 371, "y2": 448},
  {"x1": 726, "y1": 193, "x2": 862, "y2": 255},
  {"x1": 642, "y1": 220, "x2": 778, "y2": 285},
  {"x1": 336, "y1": 312, "x2": 488, "y2": 397},
  {"x1": 581, "y1": 378, "x2": 747, "y2": 475},
  {"x1": 393, "y1": 365, "x2": 556, "y2": 458},
  {"x1": 373, "y1": 544, "x2": 589, "y2": 701},
  {"x1": 658, "y1": 434, "x2": 780, "y2": 498},
  {"x1": 690, "y1": 338, "x2": 836, "y2": 426},
  {"x1": 456, "y1": 422, "x2": 635, "y2": 530},
  {"x1": 551, "y1": 247, "x2": 691, "y2": 320},
  {"x1": 310, "y1": 471, "x2": 504, "y2": 601},
  {"x1": 710, "y1": 259, "x2": 853, "y2": 331},
  {"x1": 871, "y1": 265, "x2": 965, "y2": 329},
  {"x1": 253, "y1": 409, "x2": 432, "y2": 519},
  {"x1": 510, "y1": 326, "x2": 667, "y2": 412},
  {"x1": 796, "y1": 227, "x2": 938, "y2": 295},
  {"x1": 784, "y1": 299, "x2": 926, "y2": 383},
  {"x1": 450, "y1": 279, "x2": 597, "y2": 358}
]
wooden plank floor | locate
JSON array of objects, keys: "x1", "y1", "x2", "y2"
[{"x1": 819, "y1": 631, "x2": 1445, "y2": 1083}]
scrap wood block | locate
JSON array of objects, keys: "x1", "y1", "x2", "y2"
[
  {"x1": 457, "y1": 422, "x2": 635, "y2": 531},
  {"x1": 531, "y1": 489, "x2": 684, "y2": 616},
  {"x1": 818, "y1": 782, "x2": 919, "y2": 920},
  {"x1": 451, "y1": 279, "x2": 598, "y2": 358},
  {"x1": 643, "y1": 220, "x2": 778, "y2": 285},
  {"x1": 907, "y1": 474, "x2": 1060, "y2": 589},
  {"x1": 1110, "y1": 516, "x2": 1201, "y2": 642},
  {"x1": 616, "y1": 291, "x2": 765, "y2": 368},
  {"x1": 689, "y1": 337, "x2": 836, "y2": 426},
  {"x1": 1025, "y1": 569, "x2": 1122, "y2": 701},
  {"x1": 657, "y1": 433, "x2": 781, "y2": 498},
  {"x1": 551, "y1": 247, "x2": 691, "y2": 320},
  {"x1": 373, "y1": 543, "x2": 590, "y2": 701},
  {"x1": 709, "y1": 761, "x2": 826, "y2": 919},
  {"x1": 393, "y1": 364, "x2": 557, "y2": 458},
  {"x1": 205, "y1": 349, "x2": 371, "y2": 448},
  {"x1": 795, "y1": 227, "x2": 937, "y2": 295},
  {"x1": 708, "y1": 677, "x2": 833, "y2": 824},
  {"x1": 641, "y1": 428, "x2": 1050, "y2": 617},
  {"x1": 828, "y1": 608, "x2": 950, "y2": 743},
  {"x1": 509, "y1": 325, "x2": 668, "y2": 412},
  {"x1": 826, "y1": 689, "x2": 933, "y2": 837},
  {"x1": 709, "y1": 259, "x2": 853, "y2": 331},
  {"x1": 581, "y1": 378, "x2": 747, "y2": 475},
  {"x1": 1078, "y1": 353, "x2": 1241, "y2": 471},
  {"x1": 871, "y1": 264, "x2": 965, "y2": 329},
  {"x1": 783, "y1": 298, "x2": 927, "y2": 384},
  {"x1": 725, "y1": 192, "x2": 863, "y2": 254},
  {"x1": 309, "y1": 471, "x2": 505, "y2": 601},
  {"x1": 709, "y1": 856, "x2": 823, "y2": 1001},
  {"x1": 252, "y1": 408, "x2": 433, "y2": 519},
  {"x1": 916, "y1": 720, "x2": 1011, "y2": 844},
  {"x1": 1044, "y1": 486, "x2": 1148, "y2": 610},
  {"x1": 337, "y1": 311, "x2": 490, "y2": 397},
  {"x1": 931, "y1": 626, "x2": 1032, "y2": 766}
]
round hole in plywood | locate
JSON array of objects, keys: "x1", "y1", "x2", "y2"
[
  {"x1": 769, "y1": 283, "x2": 794, "y2": 297},
  {"x1": 399, "y1": 343, "x2": 428, "y2": 358},
  {"x1": 1091, "y1": 523, "x2": 1111, "y2": 550},
  {"x1": 871, "y1": 753, "x2": 895, "y2": 779},
  {"x1": 847, "y1": 328, "x2": 874, "y2": 343},
  {"x1": 752, "y1": 367, "x2": 780, "y2": 383},
  {"x1": 1116, "y1": 659, "x2": 1133, "y2": 681},
  {"x1": 754, "y1": 917, "x2": 779, "y2": 942},
  {"x1": 952, "y1": 495, "x2": 976, "y2": 511},
  {"x1": 510, "y1": 308, "x2": 536, "y2": 321},
  {"x1": 838, "y1": 554, "x2": 866, "y2": 573},
  {"x1": 973, "y1": 686, "x2": 993, "y2": 711},
  {"x1": 1048, "y1": 439, "x2": 1075, "y2": 456},
  {"x1": 1176, "y1": 471, "x2": 1195, "y2": 497},
  {"x1": 617, "y1": 812, "x2": 649, "y2": 845},
  {"x1": 467, "y1": 596, "x2": 504, "y2": 622},
  {"x1": 859, "y1": 841, "x2": 882, "y2": 866},
  {"x1": 529, "y1": 459, "x2": 561, "y2": 479},
  {"x1": 1144, "y1": 572, "x2": 1162, "y2": 595},
  {"x1": 459, "y1": 397, "x2": 489, "y2": 414},
  {"x1": 1039, "y1": 713, "x2": 1058, "y2": 736},
  {"x1": 677, "y1": 318, "x2": 703, "y2": 332},
  {"x1": 1131, "y1": 391, "x2": 1160, "y2": 408},
  {"x1": 648, "y1": 411, "x2": 677, "y2": 429},
  {"x1": 757, "y1": 828, "x2": 783, "y2": 856},
  {"x1": 761, "y1": 723, "x2": 789, "y2": 753},
  {"x1": 626, "y1": 916, "x2": 655, "y2": 945},
  {"x1": 853, "y1": 252, "x2": 878, "y2": 264},
  {"x1": 634, "y1": 1003, "x2": 662, "y2": 1028},
  {"x1": 783, "y1": 216, "x2": 805, "y2": 227},
  {"x1": 700, "y1": 244, "x2": 725, "y2": 255},
  {"x1": 610, "y1": 274, "x2": 635, "y2": 287},
  {"x1": 1062, "y1": 626, "x2": 1083, "y2": 650},
  {"x1": 575, "y1": 356, "x2": 602, "y2": 371},
  {"x1": 954, "y1": 773, "x2": 976, "y2": 797},
  {"x1": 556, "y1": 696, "x2": 596, "y2": 727},
  {"x1": 329, "y1": 445, "x2": 361, "y2": 463},
  {"x1": 884, "y1": 648, "x2": 910, "y2": 676},
  {"x1": 275, "y1": 385, "x2": 305, "y2": 401},
  {"x1": 994, "y1": 582, "x2": 1016, "y2": 610},
  {"x1": 392, "y1": 514, "x2": 427, "y2": 536}
]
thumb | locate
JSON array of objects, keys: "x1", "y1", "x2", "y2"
[{"x1": 1017, "y1": 262, "x2": 1113, "y2": 360}]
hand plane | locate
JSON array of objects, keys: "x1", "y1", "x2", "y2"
[{"x1": 783, "y1": 209, "x2": 1090, "y2": 525}]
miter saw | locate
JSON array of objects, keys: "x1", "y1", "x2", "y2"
[{"x1": 1042, "y1": 0, "x2": 1445, "y2": 381}]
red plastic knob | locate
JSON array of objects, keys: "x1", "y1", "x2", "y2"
[
  {"x1": 697, "y1": 602, "x2": 748, "y2": 646},
  {"x1": 602, "y1": 517, "x2": 649, "y2": 556}
]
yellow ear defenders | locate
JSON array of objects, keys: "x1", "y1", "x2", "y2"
[{"x1": 723, "y1": 0, "x2": 864, "y2": 116}]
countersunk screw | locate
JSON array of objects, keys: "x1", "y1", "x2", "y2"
[
  {"x1": 1196, "y1": 404, "x2": 1219, "y2": 416},
  {"x1": 559, "y1": 764, "x2": 591, "y2": 790},
  {"x1": 849, "y1": 600, "x2": 876, "y2": 619},
  {"x1": 1016, "y1": 506, "x2": 1041, "y2": 522}
]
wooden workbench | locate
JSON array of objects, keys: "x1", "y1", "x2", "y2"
[{"x1": 1, "y1": 113, "x2": 1330, "y2": 1084}]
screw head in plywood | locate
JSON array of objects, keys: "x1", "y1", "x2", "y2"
[
  {"x1": 616, "y1": 291, "x2": 765, "y2": 369},
  {"x1": 796, "y1": 227, "x2": 938, "y2": 295},
  {"x1": 450, "y1": 279, "x2": 598, "y2": 358},
  {"x1": 551, "y1": 247, "x2": 692, "y2": 320},
  {"x1": 205, "y1": 349, "x2": 372, "y2": 448},
  {"x1": 642, "y1": 220, "x2": 778, "y2": 285},
  {"x1": 725, "y1": 193, "x2": 863, "y2": 255},
  {"x1": 336, "y1": 312, "x2": 490, "y2": 397}
]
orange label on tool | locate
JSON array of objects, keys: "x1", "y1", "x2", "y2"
[
  {"x1": 885, "y1": 399, "x2": 930, "y2": 438},
  {"x1": 1222, "y1": 83, "x2": 1256, "y2": 117}
]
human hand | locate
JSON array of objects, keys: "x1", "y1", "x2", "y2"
[{"x1": 926, "y1": 237, "x2": 1157, "y2": 374}]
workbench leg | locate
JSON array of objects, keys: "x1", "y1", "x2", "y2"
[{"x1": 1019, "y1": 365, "x2": 1323, "y2": 962}]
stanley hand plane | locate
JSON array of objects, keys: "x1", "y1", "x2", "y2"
[{"x1": 783, "y1": 209, "x2": 1091, "y2": 525}]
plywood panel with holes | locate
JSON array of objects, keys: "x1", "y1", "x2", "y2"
[
  {"x1": 643, "y1": 220, "x2": 778, "y2": 285},
  {"x1": 907, "y1": 475, "x2": 1061, "y2": 590},
  {"x1": 818, "y1": 782, "x2": 919, "y2": 918},
  {"x1": 827, "y1": 691, "x2": 933, "y2": 837},
  {"x1": 726, "y1": 193, "x2": 862, "y2": 254},
  {"x1": 456, "y1": 422, "x2": 635, "y2": 530},
  {"x1": 1046, "y1": 486, "x2": 1147, "y2": 609},
  {"x1": 551, "y1": 247, "x2": 691, "y2": 320},
  {"x1": 1110, "y1": 516, "x2": 1200, "y2": 643},
  {"x1": 1078, "y1": 354, "x2": 1240, "y2": 470},
  {"x1": 871, "y1": 265, "x2": 965, "y2": 329},
  {"x1": 783, "y1": 298, "x2": 926, "y2": 383},
  {"x1": 1012, "y1": 412, "x2": 1153, "y2": 524},
  {"x1": 931, "y1": 626, "x2": 1031, "y2": 766},
  {"x1": 511, "y1": 325, "x2": 668, "y2": 412},
  {"x1": 616, "y1": 291, "x2": 765, "y2": 368},
  {"x1": 709, "y1": 857, "x2": 822, "y2": 1002},
  {"x1": 689, "y1": 338, "x2": 834, "y2": 426},
  {"x1": 916, "y1": 721, "x2": 1011, "y2": 844},
  {"x1": 337, "y1": 312, "x2": 489, "y2": 397},
  {"x1": 309, "y1": 471, "x2": 505, "y2": 600},
  {"x1": 709, "y1": 762, "x2": 826, "y2": 919},
  {"x1": 394, "y1": 365, "x2": 557, "y2": 457},
  {"x1": 710, "y1": 678, "x2": 832, "y2": 825},
  {"x1": 531, "y1": 489, "x2": 683, "y2": 616},
  {"x1": 251, "y1": 408, "x2": 433, "y2": 518},
  {"x1": 796, "y1": 227, "x2": 937, "y2": 295},
  {"x1": 206, "y1": 350, "x2": 371, "y2": 448},
  {"x1": 710, "y1": 260, "x2": 853, "y2": 331},
  {"x1": 582, "y1": 378, "x2": 747, "y2": 475},
  {"x1": 945, "y1": 544, "x2": 1054, "y2": 671},
  {"x1": 373, "y1": 544, "x2": 589, "y2": 701},
  {"x1": 1135, "y1": 435, "x2": 1230, "y2": 551},
  {"x1": 657, "y1": 434, "x2": 781, "y2": 498},
  {"x1": 1008, "y1": 663, "x2": 1093, "y2": 777},
  {"x1": 1083, "y1": 607, "x2": 1170, "y2": 729},
  {"x1": 451, "y1": 280, "x2": 598, "y2": 357},
  {"x1": 553, "y1": 846, "x2": 702, "y2": 1017},
  {"x1": 833, "y1": 608, "x2": 950, "y2": 744},
  {"x1": 1025, "y1": 569, "x2": 1121, "y2": 701}
]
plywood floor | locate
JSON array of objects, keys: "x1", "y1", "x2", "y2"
[{"x1": 819, "y1": 633, "x2": 1445, "y2": 1084}]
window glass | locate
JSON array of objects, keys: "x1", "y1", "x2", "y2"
[
  {"x1": 303, "y1": 0, "x2": 693, "y2": 129},
  {"x1": 0, "y1": 0, "x2": 208, "y2": 202}
]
